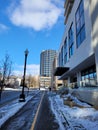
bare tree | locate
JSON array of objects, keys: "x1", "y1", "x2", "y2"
[
  {"x1": 0, "y1": 53, "x2": 13, "y2": 100},
  {"x1": 27, "y1": 74, "x2": 32, "y2": 87},
  {"x1": 32, "y1": 77, "x2": 37, "y2": 87},
  {"x1": 1, "y1": 53, "x2": 10, "y2": 84},
  {"x1": 7, "y1": 61, "x2": 12, "y2": 83},
  {"x1": 27, "y1": 75, "x2": 39, "y2": 88}
]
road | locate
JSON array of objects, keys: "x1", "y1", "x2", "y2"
[{"x1": 0, "y1": 88, "x2": 34, "y2": 106}]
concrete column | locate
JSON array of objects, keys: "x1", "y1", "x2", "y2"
[
  {"x1": 95, "y1": 48, "x2": 98, "y2": 84},
  {"x1": 68, "y1": 77, "x2": 70, "y2": 83},
  {"x1": 90, "y1": 1, "x2": 98, "y2": 83},
  {"x1": 77, "y1": 72, "x2": 82, "y2": 87},
  {"x1": 68, "y1": 77, "x2": 71, "y2": 87}
]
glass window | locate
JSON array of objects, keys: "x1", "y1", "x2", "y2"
[
  {"x1": 58, "y1": 53, "x2": 61, "y2": 66},
  {"x1": 80, "y1": 0, "x2": 84, "y2": 15},
  {"x1": 89, "y1": 73, "x2": 94, "y2": 79},
  {"x1": 76, "y1": 22, "x2": 80, "y2": 34},
  {"x1": 61, "y1": 46, "x2": 64, "y2": 66},
  {"x1": 76, "y1": 10, "x2": 79, "y2": 23},
  {"x1": 81, "y1": 66, "x2": 96, "y2": 83},
  {"x1": 82, "y1": 76, "x2": 85, "y2": 80},
  {"x1": 80, "y1": 13, "x2": 85, "y2": 27},
  {"x1": 70, "y1": 44, "x2": 74, "y2": 57},
  {"x1": 94, "y1": 72, "x2": 97, "y2": 78},
  {"x1": 81, "y1": 25, "x2": 85, "y2": 43},
  {"x1": 77, "y1": 33, "x2": 81, "y2": 47},
  {"x1": 64, "y1": 38, "x2": 68, "y2": 64},
  {"x1": 69, "y1": 23, "x2": 74, "y2": 58},
  {"x1": 75, "y1": 0, "x2": 86, "y2": 48},
  {"x1": 85, "y1": 74, "x2": 89, "y2": 79},
  {"x1": 64, "y1": 54, "x2": 67, "y2": 64}
]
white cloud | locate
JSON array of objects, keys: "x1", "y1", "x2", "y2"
[
  {"x1": 8, "y1": 0, "x2": 64, "y2": 31},
  {"x1": 13, "y1": 64, "x2": 40, "y2": 76},
  {"x1": 0, "y1": 23, "x2": 9, "y2": 33}
]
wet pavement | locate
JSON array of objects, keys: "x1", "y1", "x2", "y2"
[
  {"x1": 34, "y1": 92, "x2": 59, "y2": 130},
  {"x1": 1, "y1": 91, "x2": 60, "y2": 130},
  {"x1": 1, "y1": 91, "x2": 43, "y2": 130}
]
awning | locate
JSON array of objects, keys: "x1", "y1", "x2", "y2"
[
  {"x1": 54, "y1": 67, "x2": 69, "y2": 76},
  {"x1": 59, "y1": 54, "x2": 95, "y2": 80}
]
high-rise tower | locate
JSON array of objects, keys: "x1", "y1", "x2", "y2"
[{"x1": 40, "y1": 50, "x2": 57, "y2": 77}]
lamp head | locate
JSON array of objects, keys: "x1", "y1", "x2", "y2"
[{"x1": 25, "y1": 49, "x2": 29, "y2": 55}]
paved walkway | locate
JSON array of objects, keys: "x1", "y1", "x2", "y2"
[{"x1": 34, "y1": 92, "x2": 59, "y2": 130}]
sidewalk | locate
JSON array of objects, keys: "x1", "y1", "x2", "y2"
[{"x1": 33, "y1": 92, "x2": 59, "y2": 130}]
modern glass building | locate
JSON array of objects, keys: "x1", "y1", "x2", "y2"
[
  {"x1": 55, "y1": 0, "x2": 98, "y2": 88},
  {"x1": 40, "y1": 50, "x2": 57, "y2": 77}
]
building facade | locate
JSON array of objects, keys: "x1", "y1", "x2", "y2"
[
  {"x1": 40, "y1": 50, "x2": 57, "y2": 77},
  {"x1": 40, "y1": 76, "x2": 51, "y2": 88},
  {"x1": 51, "y1": 56, "x2": 63, "y2": 90},
  {"x1": 40, "y1": 50, "x2": 57, "y2": 87},
  {"x1": 55, "y1": 0, "x2": 98, "y2": 88}
]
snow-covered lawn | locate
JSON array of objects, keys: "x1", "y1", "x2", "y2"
[
  {"x1": 49, "y1": 93, "x2": 98, "y2": 130},
  {"x1": 0, "y1": 95, "x2": 33, "y2": 127}
]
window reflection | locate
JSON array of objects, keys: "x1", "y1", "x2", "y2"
[
  {"x1": 68, "y1": 23, "x2": 74, "y2": 58},
  {"x1": 64, "y1": 38, "x2": 68, "y2": 64},
  {"x1": 81, "y1": 65, "x2": 97, "y2": 87},
  {"x1": 75, "y1": 0, "x2": 86, "y2": 48}
]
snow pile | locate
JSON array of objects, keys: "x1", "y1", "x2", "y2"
[
  {"x1": 49, "y1": 93, "x2": 98, "y2": 130},
  {"x1": 63, "y1": 93, "x2": 91, "y2": 108}
]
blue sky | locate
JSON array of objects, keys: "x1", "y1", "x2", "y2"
[{"x1": 0, "y1": 0, "x2": 65, "y2": 76}]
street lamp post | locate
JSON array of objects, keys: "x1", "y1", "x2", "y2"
[{"x1": 19, "y1": 49, "x2": 29, "y2": 102}]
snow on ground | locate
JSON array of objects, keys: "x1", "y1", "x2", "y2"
[
  {"x1": 49, "y1": 92, "x2": 98, "y2": 130},
  {"x1": 4, "y1": 88, "x2": 20, "y2": 91},
  {"x1": 1, "y1": 90, "x2": 98, "y2": 130},
  {"x1": 0, "y1": 95, "x2": 34, "y2": 127}
]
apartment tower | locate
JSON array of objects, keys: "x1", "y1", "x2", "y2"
[{"x1": 40, "y1": 50, "x2": 57, "y2": 87}]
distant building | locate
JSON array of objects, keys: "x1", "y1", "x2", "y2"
[
  {"x1": 40, "y1": 76, "x2": 51, "y2": 88},
  {"x1": 40, "y1": 50, "x2": 57, "y2": 76},
  {"x1": 40, "y1": 50, "x2": 57, "y2": 87},
  {"x1": 32, "y1": 75, "x2": 40, "y2": 88},
  {"x1": 51, "y1": 56, "x2": 63, "y2": 90},
  {"x1": 25, "y1": 75, "x2": 39, "y2": 88},
  {"x1": 54, "y1": 0, "x2": 98, "y2": 88},
  {"x1": 7, "y1": 75, "x2": 21, "y2": 88}
]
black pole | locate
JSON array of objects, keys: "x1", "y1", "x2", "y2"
[
  {"x1": 22, "y1": 53, "x2": 27, "y2": 95},
  {"x1": 19, "y1": 50, "x2": 28, "y2": 102}
]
